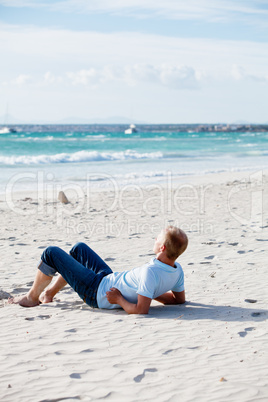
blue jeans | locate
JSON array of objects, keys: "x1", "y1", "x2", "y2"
[{"x1": 38, "y1": 242, "x2": 113, "y2": 308}]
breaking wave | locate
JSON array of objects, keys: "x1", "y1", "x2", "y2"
[{"x1": 0, "y1": 150, "x2": 164, "y2": 165}]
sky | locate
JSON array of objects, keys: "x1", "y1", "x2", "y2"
[{"x1": 0, "y1": 0, "x2": 268, "y2": 124}]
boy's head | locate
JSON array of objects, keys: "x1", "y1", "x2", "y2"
[{"x1": 154, "y1": 226, "x2": 188, "y2": 260}]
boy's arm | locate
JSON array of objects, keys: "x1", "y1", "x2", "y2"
[
  {"x1": 155, "y1": 290, "x2": 185, "y2": 305},
  {"x1": 106, "y1": 287, "x2": 152, "y2": 314}
]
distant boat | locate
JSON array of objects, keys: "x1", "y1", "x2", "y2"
[
  {"x1": 0, "y1": 103, "x2": 17, "y2": 134},
  {"x1": 125, "y1": 124, "x2": 138, "y2": 135},
  {"x1": 0, "y1": 126, "x2": 17, "y2": 134}
]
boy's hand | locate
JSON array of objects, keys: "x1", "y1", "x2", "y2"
[{"x1": 106, "y1": 287, "x2": 122, "y2": 304}]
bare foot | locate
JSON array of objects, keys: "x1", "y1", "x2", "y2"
[
  {"x1": 39, "y1": 290, "x2": 53, "y2": 304},
  {"x1": 8, "y1": 294, "x2": 40, "y2": 307}
]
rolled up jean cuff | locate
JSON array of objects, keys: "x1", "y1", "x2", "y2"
[{"x1": 37, "y1": 259, "x2": 57, "y2": 277}]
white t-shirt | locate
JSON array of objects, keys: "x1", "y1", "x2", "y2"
[{"x1": 97, "y1": 258, "x2": 184, "y2": 309}]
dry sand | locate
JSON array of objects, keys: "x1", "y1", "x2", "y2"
[{"x1": 0, "y1": 170, "x2": 267, "y2": 402}]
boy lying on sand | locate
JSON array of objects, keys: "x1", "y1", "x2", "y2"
[{"x1": 9, "y1": 226, "x2": 188, "y2": 314}]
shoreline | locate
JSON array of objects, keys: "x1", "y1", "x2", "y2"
[{"x1": 1, "y1": 167, "x2": 267, "y2": 198}]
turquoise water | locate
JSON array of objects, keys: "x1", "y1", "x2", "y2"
[
  {"x1": 1, "y1": 126, "x2": 268, "y2": 192},
  {"x1": 1, "y1": 130, "x2": 267, "y2": 161}
]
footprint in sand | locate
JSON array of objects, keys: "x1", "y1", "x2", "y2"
[
  {"x1": 133, "y1": 368, "x2": 157, "y2": 383},
  {"x1": 0, "y1": 290, "x2": 12, "y2": 300},
  {"x1": 12, "y1": 287, "x2": 30, "y2": 293},
  {"x1": 251, "y1": 312, "x2": 262, "y2": 317},
  {"x1": 139, "y1": 253, "x2": 155, "y2": 257},
  {"x1": 40, "y1": 395, "x2": 81, "y2": 401},
  {"x1": 25, "y1": 315, "x2": 51, "y2": 321},
  {"x1": 80, "y1": 349, "x2": 93, "y2": 353},
  {"x1": 70, "y1": 373, "x2": 81, "y2": 379},
  {"x1": 204, "y1": 255, "x2": 216, "y2": 260},
  {"x1": 245, "y1": 299, "x2": 257, "y2": 303},
  {"x1": 105, "y1": 257, "x2": 116, "y2": 262},
  {"x1": 238, "y1": 327, "x2": 256, "y2": 337},
  {"x1": 163, "y1": 349, "x2": 176, "y2": 355}
]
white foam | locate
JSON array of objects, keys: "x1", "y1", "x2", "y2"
[
  {"x1": 0, "y1": 150, "x2": 164, "y2": 165},
  {"x1": 7, "y1": 134, "x2": 108, "y2": 142},
  {"x1": 86, "y1": 134, "x2": 107, "y2": 139}
]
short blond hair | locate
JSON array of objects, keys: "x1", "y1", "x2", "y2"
[{"x1": 163, "y1": 226, "x2": 188, "y2": 260}]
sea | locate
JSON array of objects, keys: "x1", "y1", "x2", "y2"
[{"x1": 1, "y1": 125, "x2": 268, "y2": 194}]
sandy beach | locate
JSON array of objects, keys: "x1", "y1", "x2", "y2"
[{"x1": 0, "y1": 169, "x2": 267, "y2": 402}]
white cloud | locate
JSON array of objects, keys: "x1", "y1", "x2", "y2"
[
  {"x1": 66, "y1": 64, "x2": 201, "y2": 89},
  {"x1": 44, "y1": 72, "x2": 55, "y2": 83},
  {"x1": 0, "y1": 3, "x2": 266, "y2": 123},
  {"x1": 12, "y1": 74, "x2": 31, "y2": 85},
  {"x1": 67, "y1": 69, "x2": 98, "y2": 86},
  {"x1": 123, "y1": 64, "x2": 200, "y2": 89},
  {"x1": 0, "y1": 22, "x2": 267, "y2": 91},
  {"x1": 231, "y1": 64, "x2": 268, "y2": 83},
  {"x1": 1, "y1": 0, "x2": 267, "y2": 24},
  {"x1": 43, "y1": 71, "x2": 63, "y2": 84},
  {"x1": 231, "y1": 64, "x2": 245, "y2": 80},
  {"x1": 1, "y1": 23, "x2": 267, "y2": 77},
  {"x1": 159, "y1": 65, "x2": 200, "y2": 89},
  {"x1": 6, "y1": 63, "x2": 267, "y2": 90}
]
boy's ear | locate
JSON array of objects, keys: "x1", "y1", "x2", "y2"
[{"x1": 160, "y1": 244, "x2": 166, "y2": 252}]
